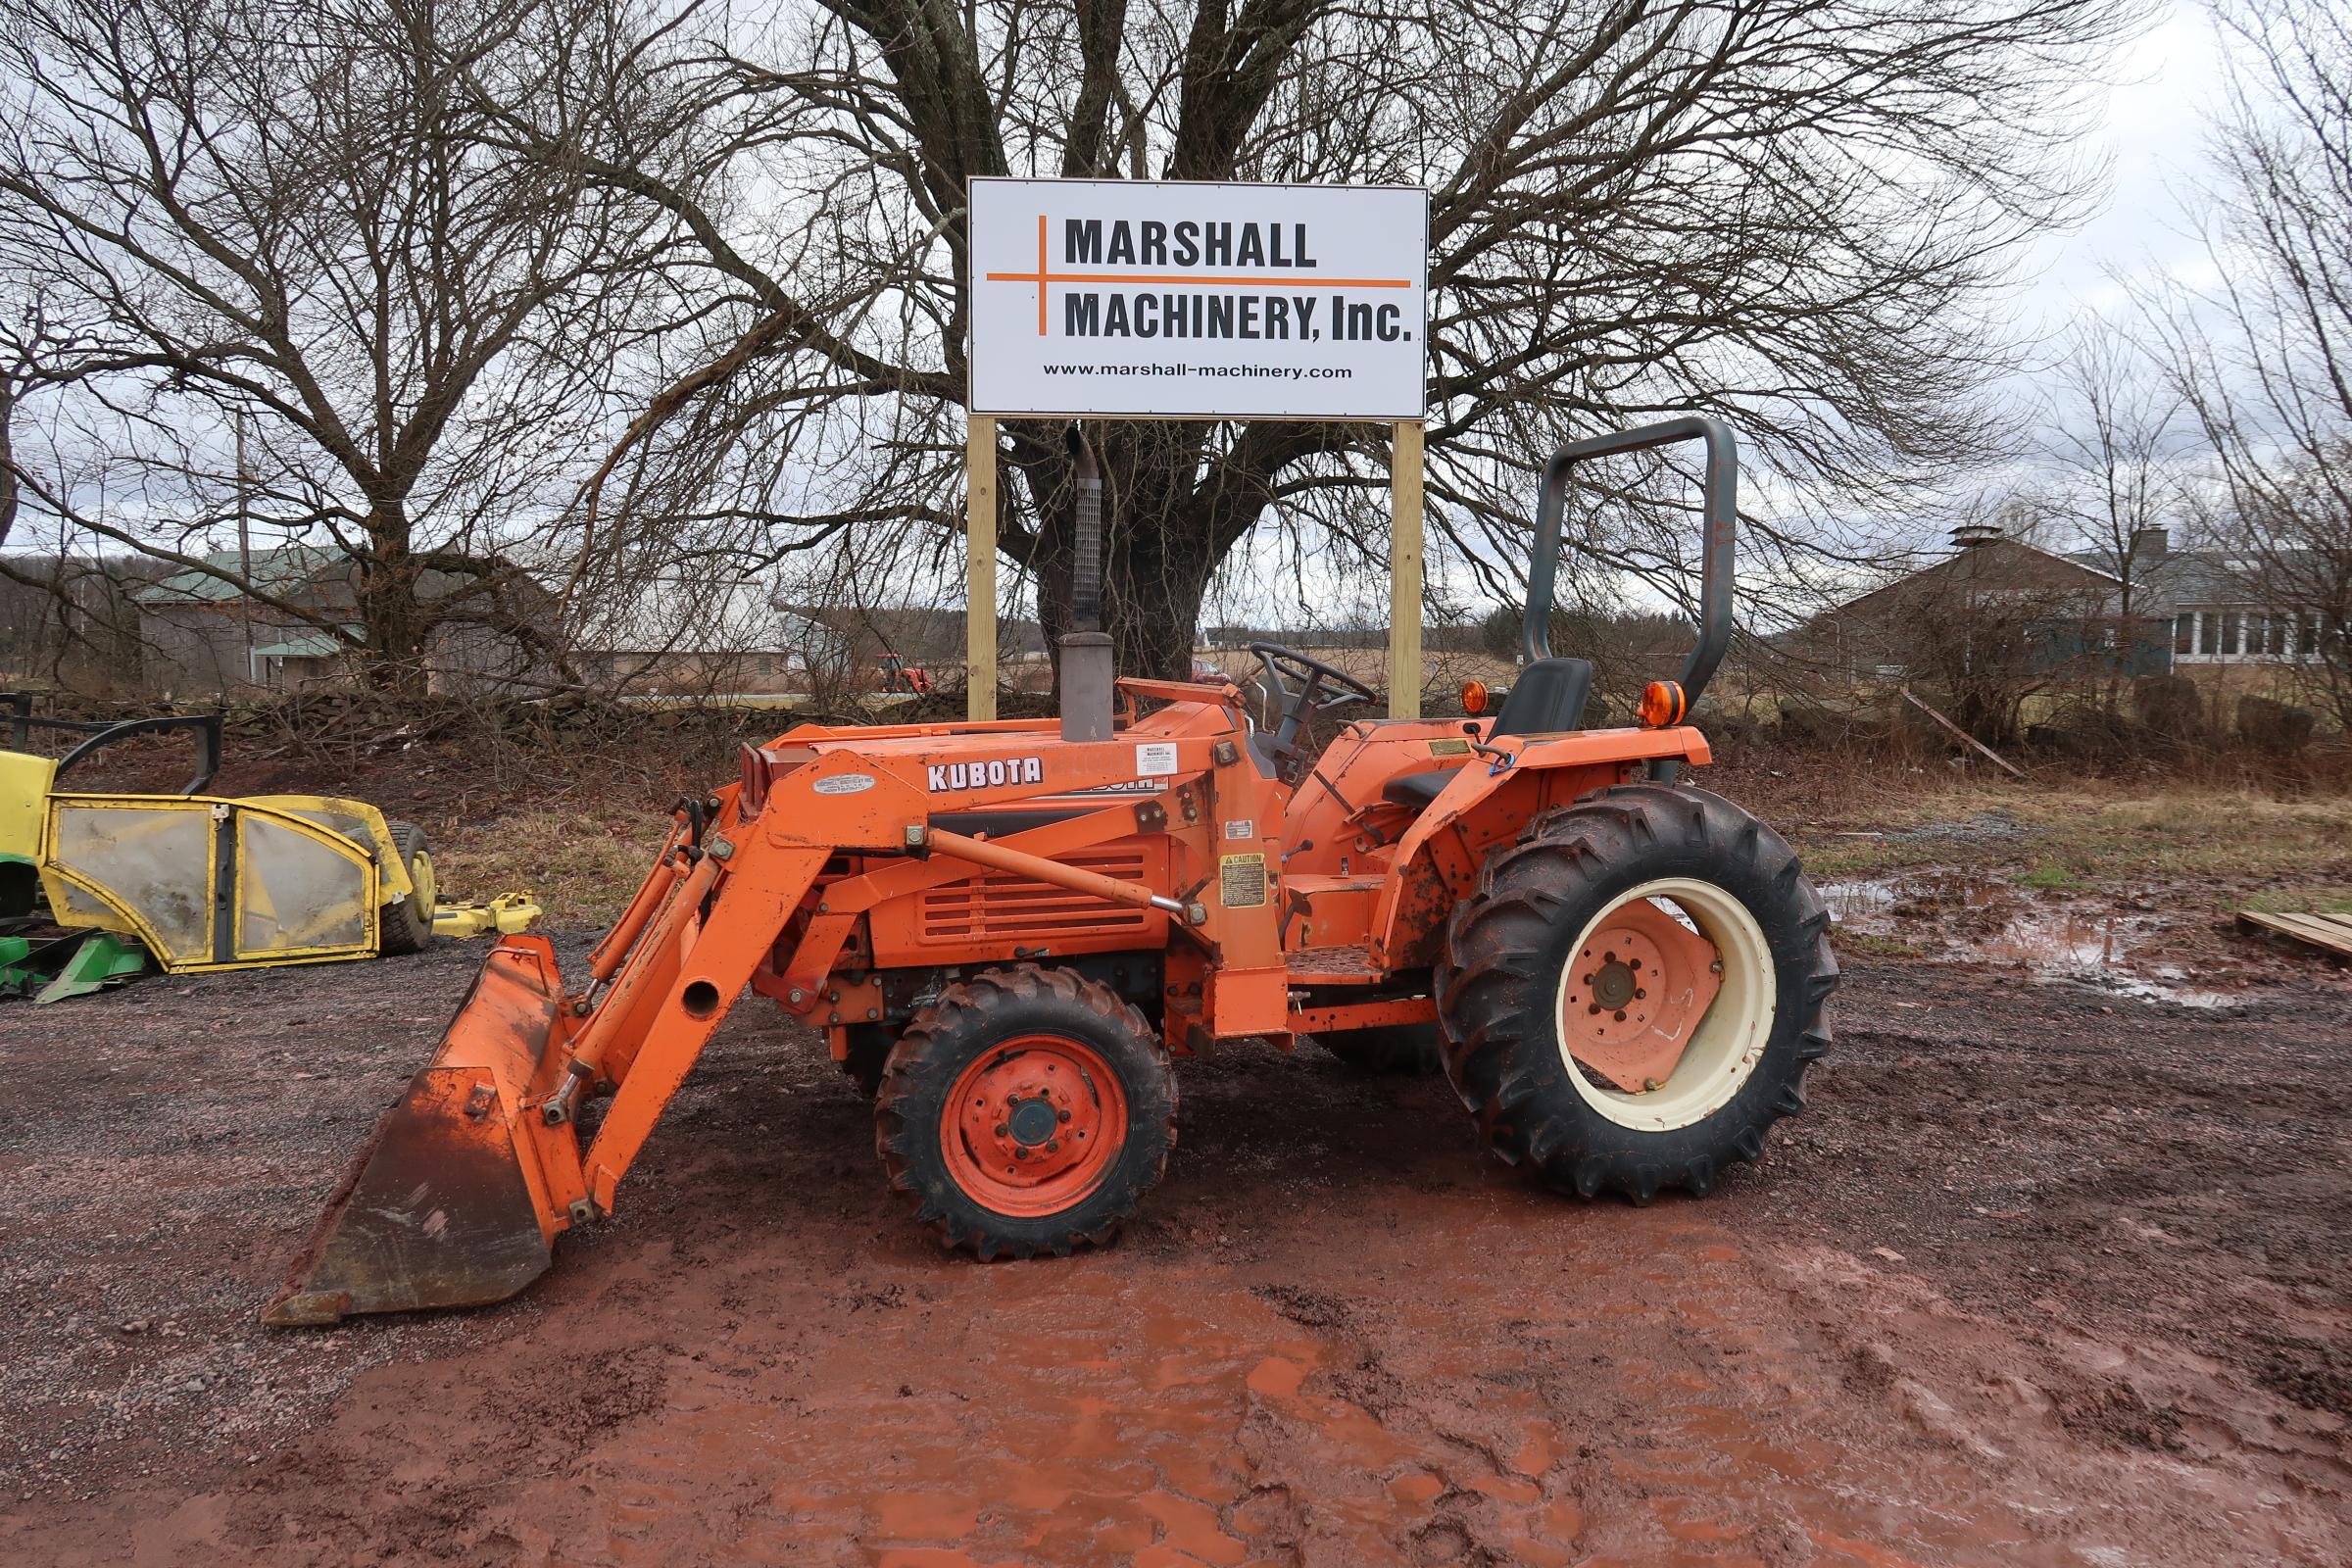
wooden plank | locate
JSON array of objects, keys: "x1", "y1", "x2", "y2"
[
  {"x1": 965, "y1": 415, "x2": 998, "y2": 721},
  {"x1": 1388, "y1": 419, "x2": 1424, "y2": 719},
  {"x1": 1898, "y1": 687, "x2": 2025, "y2": 780},
  {"x1": 2236, "y1": 909, "x2": 2352, "y2": 958}
]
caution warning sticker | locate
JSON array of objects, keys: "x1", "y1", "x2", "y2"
[{"x1": 1219, "y1": 853, "x2": 1269, "y2": 908}]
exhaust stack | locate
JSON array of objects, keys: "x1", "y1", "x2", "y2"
[{"x1": 1060, "y1": 422, "x2": 1114, "y2": 743}]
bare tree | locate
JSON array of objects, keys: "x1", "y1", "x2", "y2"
[
  {"x1": 2142, "y1": 0, "x2": 2352, "y2": 725},
  {"x1": 472, "y1": 0, "x2": 2148, "y2": 682},
  {"x1": 0, "y1": 0, "x2": 680, "y2": 698},
  {"x1": 2043, "y1": 320, "x2": 2184, "y2": 697}
]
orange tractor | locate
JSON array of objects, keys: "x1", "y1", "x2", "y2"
[{"x1": 268, "y1": 418, "x2": 1836, "y2": 1325}]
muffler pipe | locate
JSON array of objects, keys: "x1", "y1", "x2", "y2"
[{"x1": 1060, "y1": 421, "x2": 1114, "y2": 743}]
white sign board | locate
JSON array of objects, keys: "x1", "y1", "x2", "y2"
[{"x1": 967, "y1": 178, "x2": 1428, "y2": 420}]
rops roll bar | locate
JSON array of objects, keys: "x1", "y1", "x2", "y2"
[
  {"x1": 1524, "y1": 415, "x2": 1737, "y2": 710},
  {"x1": 6, "y1": 692, "x2": 223, "y2": 796}
]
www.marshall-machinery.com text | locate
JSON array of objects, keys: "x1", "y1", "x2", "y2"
[{"x1": 1042, "y1": 363, "x2": 1356, "y2": 380}]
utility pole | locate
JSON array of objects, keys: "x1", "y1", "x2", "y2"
[{"x1": 235, "y1": 410, "x2": 254, "y2": 689}]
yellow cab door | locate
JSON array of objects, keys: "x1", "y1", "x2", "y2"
[{"x1": 41, "y1": 796, "x2": 379, "y2": 971}]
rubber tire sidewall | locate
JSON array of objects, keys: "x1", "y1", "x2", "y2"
[
  {"x1": 377, "y1": 819, "x2": 435, "y2": 956},
  {"x1": 877, "y1": 967, "x2": 1176, "y2": 1258},
  {"x1": 1438, "y1": 785, "x2": 1834, "y2": 1200}
]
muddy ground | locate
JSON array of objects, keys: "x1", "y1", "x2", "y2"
[{"x1": 2, "y1": 933, "x2": 2348, "y2": 1566}]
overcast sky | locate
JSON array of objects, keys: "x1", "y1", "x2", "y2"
[{"x1": 2019, "y1": 2, "x2": 2233, "y2": 332}]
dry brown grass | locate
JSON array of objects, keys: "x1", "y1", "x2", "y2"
[
  {"x1": 430, "y1": 808, "x2": 674, "y2": 928},
  {"x1": 1706, "y1": 747, "x2": 2352, "y2": 916}
]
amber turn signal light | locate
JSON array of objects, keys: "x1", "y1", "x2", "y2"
[
  {"x1": 1460, "y1": 679, "x2": 1491, "y2": 715},
  {"x1": 1637, "y1": 680, "x2": 1688, "y2": 728}
]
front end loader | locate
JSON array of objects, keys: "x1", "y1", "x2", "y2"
[{"x1": 267, "y1": 417, "x2": 1837, "y2": 1325}]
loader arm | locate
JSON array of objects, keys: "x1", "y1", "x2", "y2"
[{"x1": 265, "y1": 705, "x2": 1270, "y2": 1324}]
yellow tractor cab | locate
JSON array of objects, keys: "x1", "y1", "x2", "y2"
[{"x1": 2, "y1": 695, "x2": 439, "y2": 1002}]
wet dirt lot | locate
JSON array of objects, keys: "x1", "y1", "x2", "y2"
[{"x1": 2, "y1": 937, "x2": 2349, "y2": 1566}]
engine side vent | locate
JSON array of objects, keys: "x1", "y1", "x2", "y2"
[{"x1": 918, "y1": 852, "x2": 1152, "y2": 944}]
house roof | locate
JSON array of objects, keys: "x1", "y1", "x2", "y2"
[
  {"x1": 2058, "y1": 547, "x2": 2324, "y2": 611},
  {"x1": 132, "y1": 545, "x2": 344, "y2": 606},
  {"x1": 1816, "y1": 536, "x2": 2118, "y2": 620}
]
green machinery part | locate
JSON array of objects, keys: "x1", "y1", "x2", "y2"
[{"x1": 0, "y1": 930, "x2": 149, "y2": 1004}]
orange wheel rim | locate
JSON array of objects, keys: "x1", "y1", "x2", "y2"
[
  {"x1": 1558, "y1": 896, "x2": 1725, "y2": 1094},
  {"x1": 941, "y1": 1034, "x2": 1127, "y2": 1217}
]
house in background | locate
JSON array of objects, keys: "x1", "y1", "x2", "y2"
[
  {"x1": 568, "y1": 576, "x2": 852, "y2": 696},
  {"x1": 1805, "y1": 523, "x2": 2328, "y2": 706},
  {"x1": 134, "y1": 546, "x2": 559, "y2": 697}
]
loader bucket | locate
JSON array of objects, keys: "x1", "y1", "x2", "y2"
[{"x1": 265, "y1": 936, "x2": 571, "y2": 1325}]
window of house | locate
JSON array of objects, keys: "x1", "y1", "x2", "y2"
[{"x1": 2175, "y1": 605, "x2": 2327, "y2": 662}]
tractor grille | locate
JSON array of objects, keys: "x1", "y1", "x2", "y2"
[{"x1": 918, "y1": 852, "x2": 1153, "y2": 943}]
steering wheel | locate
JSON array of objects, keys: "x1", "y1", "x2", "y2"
[{"x1": 1248, "y1": 641, "x2": 1381, "y2": 777}]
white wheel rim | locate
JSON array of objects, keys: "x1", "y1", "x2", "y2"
[{"x1": 1551, "y1": 877, "x2": 1776, "y2": 1131}]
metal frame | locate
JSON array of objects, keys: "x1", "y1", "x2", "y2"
[
  {"x1": 7, "y1": 693, "x2": 222, "y2": 796},
  {"x1": 1525, "y1": 415, "x2": 1738, "y2": 710}
]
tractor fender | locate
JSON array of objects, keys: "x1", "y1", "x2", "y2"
[{"x1": 1369, "y1": 727, "x2": 1711, "y2": 972}]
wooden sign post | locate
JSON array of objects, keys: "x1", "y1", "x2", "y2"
[
  {"x1": 1388, "y1": 419, "x2": 1424, "y2": 719},
  {"x1": 963, "y1": 415, "x2": 1425, "y2": 721},
  {"x1": 965, "y1": 416, "x2": 1000, "y2": 720}
]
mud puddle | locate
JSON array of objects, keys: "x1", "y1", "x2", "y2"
[{"x1": 1821, "y1": 872, "x2": 2242, "y2": 1006}]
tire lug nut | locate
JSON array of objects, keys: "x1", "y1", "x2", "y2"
[
  {"x1": 1046, "y1": 1140, "x2": 1060, "y2": 1153},
  {"x1": 1613, "y1": 1009, "x2": 1627, "y2": 1021},
  {"x1": 995, "y1": 1124, "x2": 1007, "y2": 1137},
  {"x1": 1057, "y1": 1109, "x2": 1071, "y2": 1122}
]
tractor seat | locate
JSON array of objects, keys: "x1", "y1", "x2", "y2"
[{"x1": 1381, "y1": 657, "x2": 1595, "y2": 809}]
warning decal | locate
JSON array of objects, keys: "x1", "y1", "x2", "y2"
[{"x1": 1219, "y1": 853, "x2": 1269, "y2": 908}]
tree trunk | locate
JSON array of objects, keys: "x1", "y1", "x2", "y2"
[
  {"x1": 357, "y1": 515, "x2": 432, "y2": 702},
  {"x1": 1015, "y1": 422, "x2": 1232, "y2": 688}
]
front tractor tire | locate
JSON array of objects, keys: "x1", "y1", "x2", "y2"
[
  {"x1": 876, "y1": 965, "x2": 1177, "y2": 1260},
  {"x1": 1436, "y1": 784, "x2": 1837, "y2": 1203}
]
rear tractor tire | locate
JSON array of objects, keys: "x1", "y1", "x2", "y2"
[
  {"x1": 1436, "y1": 784, "x2": 1837, "y2": 1203},
  {"x1": 875, "y1": 965, "x2": 1176, "y2": 1260},
  {"x1": 377, "y1": 819, "x2": 436, "y2": 956},
  {"x1": 1317, "y1": 1022, "x2": 1444, "y2": 1075}
]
